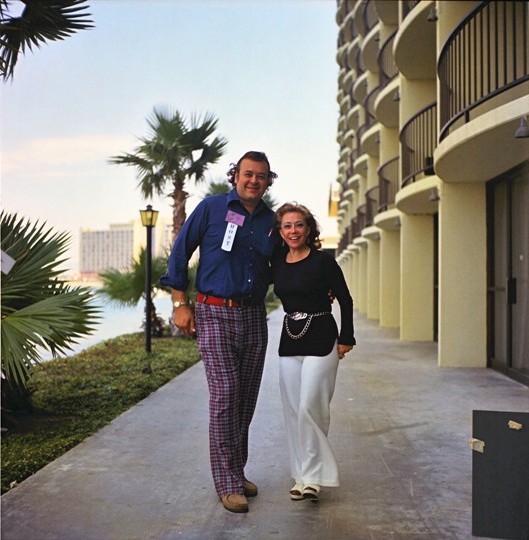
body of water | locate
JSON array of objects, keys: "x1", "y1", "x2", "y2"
[{"x1": 41, "y1": 292, "x2": 174, "y2": 361}]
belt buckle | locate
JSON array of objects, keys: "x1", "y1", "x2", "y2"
[
  {"x1": 225, "y1": 298, "x2": 237, "y2": 307},
  {"x1": 290, "y1": 312, "x2": 308, "y2": 321}
]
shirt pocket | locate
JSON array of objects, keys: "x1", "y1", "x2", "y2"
[{"x1": 258, "y1": 235, "x2": 277, "y2": 257}]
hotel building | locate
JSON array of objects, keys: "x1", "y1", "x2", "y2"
[{"x1": 335, "y1": 0, "x2": 528, "y2": 384}]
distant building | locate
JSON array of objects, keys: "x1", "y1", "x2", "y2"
[{"x1": 79, "y1": 217, "x2": 172, "y2": 280}]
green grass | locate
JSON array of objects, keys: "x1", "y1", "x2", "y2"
[{"x1": 1, "y1": 332, "x2": 200, "y2": 494}]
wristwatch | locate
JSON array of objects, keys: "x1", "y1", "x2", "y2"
[{"x1": 173, "y1": 301, "x2": 189, "y2": 308}]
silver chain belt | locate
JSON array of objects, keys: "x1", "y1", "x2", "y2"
[{"x1": 284, "y1": 311, "x2": 331, "y2": 339}]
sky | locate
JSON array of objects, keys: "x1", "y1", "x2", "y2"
[{"x1": 1, "y1": 0, "x2": 340, "y2": 274}]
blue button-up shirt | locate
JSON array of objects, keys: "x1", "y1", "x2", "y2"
[{"x1": 160, "y1": 189, "x2": 277, "y2": 302}]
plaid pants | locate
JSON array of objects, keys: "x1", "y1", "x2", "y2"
[{"x1": 195, "y1": 302, "x2": 268, "y2": 497}]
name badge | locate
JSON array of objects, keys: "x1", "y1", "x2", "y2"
[
  {"x1": 222, "y1": 222, "x2": 238, "y2": 251},
  {"x1": 226, "y1": 210, "x2": 245, "y2": 227},
  {"x1": 221, "y1": 211, "x2": 245, "y2": 252}
]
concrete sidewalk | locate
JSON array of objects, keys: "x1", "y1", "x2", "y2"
[{"x1": 2, "y1": 309, "x2": 528, "y2": 540}]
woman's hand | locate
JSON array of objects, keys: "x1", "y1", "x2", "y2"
[{"x1": 337, "y1": 344, "x2": 354, "y2": 360}]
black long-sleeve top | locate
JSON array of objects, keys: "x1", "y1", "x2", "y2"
[{"x1": 273, "y1": 247, "x2": 356, "y2": 357}]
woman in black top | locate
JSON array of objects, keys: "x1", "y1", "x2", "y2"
[{"x1": 273, "y1": 203, "x2": 355, "y2": 503}]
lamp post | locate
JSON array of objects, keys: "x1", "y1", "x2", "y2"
[{"x1": 139, "y1": 204, "x2": 159, "y2": 355}]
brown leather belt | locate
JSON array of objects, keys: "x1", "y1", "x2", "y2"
[{"x1": 196, "y1": 293, "x2": 243, "y2": 307}]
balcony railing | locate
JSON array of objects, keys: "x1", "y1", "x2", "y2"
[
  {"x1": 355, "y1": 122, "x2": 368, "y2": 146},
  {"x1": 402, "y1": 1, "x2": 419, "y2": 21},
  {"x1": 364, "y1": 85, "x2": 380, "y2": 130},
  {"x1": 377, "y1": 156, "x2": 400, "y2": 211},
  {"x1": 354, "y1": 44, "x2": 365, "y2": 77},
  {"x1": 361, "y1": 0, "x2": 378, "y2": 36},
  {"x1": 438, "y1": 0, "x2": 529, "y2": 141},
  {"x1": 351, "y1": 216, "x2": 359, "y2": 239},
  {"x1": 365, "y1": 186, "x2": 379, "y2": 226},
  {"x1": 356, "y1": 204, "x2": 367, "y2": 236},
  {"x1": 337, "y1": 225, "x2": 350, "y2": 256},
  {"x1": 378, "y1": 30, "x2": 398, "y2": 88},
  {"x1": 400, "y1": 102, "x2": 437, "y2": 187}
]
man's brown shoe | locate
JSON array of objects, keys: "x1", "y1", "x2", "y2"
[
  {"x1": 243, "y1": 480, "x2": 258, "y2": 497},
  {"x1": 221, "y1": 493, "x2": 249, "y2": 513}
]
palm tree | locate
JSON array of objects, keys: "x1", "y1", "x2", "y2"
[
  {"x1": 202, "y1": 178, "x2": 279, "y2": 209},
  {"x1": 98, "y1": 248, "x2": 198, "y2": 336},
  {"x1": 0, "y1": 0, "x2": 93, "y2": 81},
  {"x1": 110, "y1": 108, "x2": 228, "y2": 242},
  {"x1": 1, "y1": 212, "x2": 100, "y2": 411},
  {"x1": 98, "y1": 248, "x2": 169, "y2": 336}
]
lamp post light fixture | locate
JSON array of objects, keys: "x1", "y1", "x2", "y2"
[{"x1": 139, "y1": 204, "x2": 159, "y2": 357}]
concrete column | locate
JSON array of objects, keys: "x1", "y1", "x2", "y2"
[
  {"x1": 379, "y1": 229, "x2": 401, "y2": 328},
  {"x1": 352, "y1": 248, "x2": 360, "y2": 310},
  {"x1": 366, "y1": 238, "x2": 380, "y2": 320},
  {"x1": 355, "y1": 241, "x2": 368, "y2": 313},
  {"x1": 438, "y1": 182, "x2": 487, "y2": 367},
  {"x1": 400, "y1": 214, "x2": 434, "y2": 341}
]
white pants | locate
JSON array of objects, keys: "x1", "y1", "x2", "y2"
[{"x1": 279, "y1": 346, "x2": 340, "y2": 487}]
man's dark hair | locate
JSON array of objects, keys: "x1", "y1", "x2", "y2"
[{"x1": 227, "y1": 151, "x2": 278, "y2": 186}]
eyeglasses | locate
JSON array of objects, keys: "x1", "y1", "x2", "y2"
[{"x1": 281, "y1": 222, "x2": 307, "y2": 231}]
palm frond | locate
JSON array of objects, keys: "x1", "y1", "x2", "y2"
[
  {"x1": 1, "y1": 291, "x2": 100, "y2": 386},
  {"x1": 98, "y1": 248, "x2": 169, "y2": 308},
  {"x1": 110, "y1": 106, "x2": 228, "y2": 237},
  {"x1": 1, "y1": 0, "x2": 93, "y2": 80},
  {"x1": 1, "y1": 211, "x2": 101, "y2": 387}
]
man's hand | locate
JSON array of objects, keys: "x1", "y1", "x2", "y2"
[
  {"x1": 173, "y1": 305, "x2": 195, "y2": 337},
  {"x1": 171, "y1": 289, "x2": 195, "y2": 337}
]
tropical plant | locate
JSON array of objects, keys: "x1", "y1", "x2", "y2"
[
  {"x1": 0, "y1": 0, "x2": 93, "y2": 81},
  {"x1": 97, "y1": 247, "x2": 168, "y2": 333},
  {"x1": 98, "y1": 248, "x2": 168, "y2": 309},
  {"x1": 109, "y1": 108, "x2": 228, "y2": 242},
  {"x1": 203, "y1": 178, "x2": 279, "y2": 209},
  {"x1": 98, "y1": 249, "x2": 199, "y2": 336},
  {"x1": 1, "y1": 212, "x2": 100, "y2": 410}
]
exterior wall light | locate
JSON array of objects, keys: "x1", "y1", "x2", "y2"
[{"x1": 514, "y1": 116, "x2": 529, "y2": 138}]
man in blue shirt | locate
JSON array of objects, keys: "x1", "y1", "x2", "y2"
[{"x1": 160, "y1": 151, "x2": 278, "y2": 513}]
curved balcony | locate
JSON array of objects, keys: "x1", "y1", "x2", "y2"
[
  {"x1": 355, "y1": 204, "x2": 367, "y2": 238},
  {"x1": 347, "y1": 104, "x2": 362, "y2": 131},
  {"x1": 374, "y1": 0, "x2": 398, "y2": 25},
  {"x1": 342, "y1": 10, "x2": 357, "y2": 42},
  {"x1": 365, "y1": 186, "x2": 379, "y2": 227},
  {"x1": 361, "y1": 123, "x2": 381, "y2": 158},
  {"x1": 354, "y1": 0, "x2": 378, "y2": 38},
  {"x1": 394, "y1": 1, "x2": 436, "y2": 80},
  {"x1": 362, "y1": 24, "x2": 381, "y2": 74},
  {"x1": 378, "y1": 30, "x2": 398, "y2": 89},
  {"x1": 343, "y1": 70, "x2": 355, "y2": 95},
  {"x1": 400, "y1": 101, "x2": 437, "y2": 187},
  {"x1": 336, "y1": 43, "x2": 348, "y2": 69},
  {"x1": 438, "y1": 0, "x2": 529, "y2": 141},
  {"x1": 375, "y1": 78, "x2": 400, "y2": 128},
  {"x1": 353, "y1": 73, "x2": 369, "y2": 104},
  {"x1": 347, "y1": 36, "x2": 361, "y2": 72},
  {"x1": 365, "y1": 85, "x2": 380, "y2": 130},
  {"x1": 401, "y1": 1, "x2": 420, "y2": 21},
  {"x1": 377, "y1": 156, "x2": 399, "y2": 212}
]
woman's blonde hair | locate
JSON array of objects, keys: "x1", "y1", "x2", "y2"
[{"x1": 274, "y1": 202, "x2": 322, "y2": 249}]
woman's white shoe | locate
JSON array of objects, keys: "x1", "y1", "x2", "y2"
[
  {"x1": 302, "y1": 484, "x2": 320, "y2": 502},
  {"x1": 289, "y1": 483, "x2": 304, "y2": 500}
]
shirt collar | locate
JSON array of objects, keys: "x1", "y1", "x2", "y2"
[{"x1": 227, "y1": 187, "x2": 269, "y2": 215}]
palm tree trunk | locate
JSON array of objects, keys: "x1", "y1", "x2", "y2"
[{"x1": 171, "y1": 187, "x2": 188, "y2": 242}]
